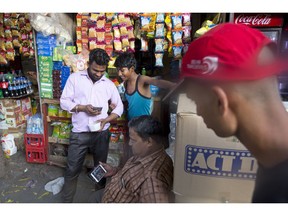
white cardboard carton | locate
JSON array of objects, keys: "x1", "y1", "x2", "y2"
[{"x1": 174, "y1": 94, "x2": 256, "y2": 203}]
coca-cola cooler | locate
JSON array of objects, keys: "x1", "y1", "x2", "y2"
[{"x1": 231, "y1": 13, "x2": 288, "y2": 100}]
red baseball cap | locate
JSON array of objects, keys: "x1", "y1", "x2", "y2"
[
  {"x1": 181, "y1": 22, "x2": 288, "y2": 81},
  {"x1": 162, "y1": 23, "x2": 288, "y2": 102}
]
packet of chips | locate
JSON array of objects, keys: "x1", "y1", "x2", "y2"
[
  {"x1": 106, "y1": 13, "x2": 115, "y2": 21},
  {"x1": 171, "y1": 14, "x2": 182, "y2": 30},
  {"x1": 127, "y1": 25, "x2": 135, "y2": 40},
  {"x1": 155, "y1": 23, "x2": 165, "y2": 38},
  {"x1": 105, "y1": 22, "x2": 112, "y2": 33},
  {"x1": 0, "y1": 51, "x2": 7, "y2": 64},
  {"x1": 140, "y1": 15, "x2": 151, "y2": 32},
  {"x1": 120, "y1": 23, "x2": 128, "y2": 35},
  {"x1": 114, "y1": 39, "x2": 122, "y2": 52},
  {"x1": 112, "y1": 16, "x2": 119, "y2": 27},
  {"x1": 5, "y1": 28, "x2": 12, "y2": 39},
  {"x1": 76, "y1": 14, "x2": 82, "y2": 27},
  {"x1": 182, "y1": 26, "x2": 192, "y2": 43},
  {"x1": 12, "y1": 37, "x2": 21, "y2": 48},
  {"x1": 121, "y1": 35, "x2": 129, "y2": 48},
  {"x1": 113, "y1": 26, "x2": 121, "y2": 38},
  {"x1": 155, "y1": 38, "x2": 164, "y2": 52},
  {"x1": 105, "y1": 32, "x2": 113, "y2": 45},
  {"x1": 172, "y1": 30, "x2": 183, "y2": 45},
  {"x1": 172, "y1": 45, "x2": 183, "y2": 60},
  {"x1": 140, "y1": 37, "x2": 148, "y2": 52},
  {"x1": 155, "y1": 52, "x2": 164, "y2": 67},
  {"x1": 0, "y1": 26, "x2": 4, "y2": 38},
  {"x1": 183, "y1": 13, "x2": 191, "y2": 26},
  {"x1": 88, "y1": 27, "x2": 96, "y2": 38},
  {"x1": 96, "y1": 30, "x2": 105, "y2": 43},
  {"x1": 96, "y1": 17, "x2": 106, "y2": 30},
  {"x1": 156, "y1": 13, "x2": 165, "y2": 23},
  {"x1": 89, "y1": 38, "x2": 97, "y2": 50},
  {"x1": 105, "y1": 44, "x2": 113, "y2": 56},
  {"x1": 96, "y1": 42, "x2": 106, "y2": 50},
  {"x1": 5, "y1": 39, "x2": 13, "y2": 50},
  {"x1": 0, "y1": 39, "x2": 6, "y2": 51}
]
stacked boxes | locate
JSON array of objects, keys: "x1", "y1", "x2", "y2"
[{"x1": 36, "y1": 33, "x2": 57, "y2": 99}]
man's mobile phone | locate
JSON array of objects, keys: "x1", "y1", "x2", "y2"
[
  {"x1": 92, "y1": 106, "x2": 103, "y2": 112},
  {"x1": 88, "y1": 164, "x2": 107, "y2": 183}
]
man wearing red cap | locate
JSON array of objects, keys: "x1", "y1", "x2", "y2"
[{"x1": 179, "y1": 23, "x2": 288, "y2": 202}]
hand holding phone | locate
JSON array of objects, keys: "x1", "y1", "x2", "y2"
[{"x1": 88, "y1": 164, "x2": 107, "y2": 183}]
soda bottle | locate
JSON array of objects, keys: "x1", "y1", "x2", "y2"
[{"x1": 2, "y1": 74, "x2": 9, "y2": 98}]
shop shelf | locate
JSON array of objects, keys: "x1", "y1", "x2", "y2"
[
  {"x1": 47, "y1": 116, "x2": 71, "y2": 122},
  {"x1": 41, "y1": 98, "x2": 60, "y2": 105},
  {"x1": 48, "y1": 136, "x2": 70, "y2": 145}
]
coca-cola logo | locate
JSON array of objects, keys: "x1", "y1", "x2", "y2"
[{"x1": 235, "y1": 14, "x2": 272, "y2": 26}]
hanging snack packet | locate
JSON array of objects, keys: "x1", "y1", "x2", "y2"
[
  {"x1": 140, "y1": 15, "x2": 151, "y2": 32},
  {"x1": 105, "y1": 32, "x2": 113, "y2": 45},
  {"x1": 155, "y1": 52, "x2": 164, "y2": 67},
  {"x1": 96, "y1": 30, "x2": 105, "y2": 43},
  {"x1": 5, "y1": 39, "x2": 13, "y2": 50},
  {"x1": 105, "y1": 44, "x2": 113, "y2": 56},
  {"x1": 172, "y1": 45, "x2": 183, "y2": 60},
  {"x1": 112, "y1": 16, "x2": 120, "y2": 27},
  {"x1": 88, "y1": 27, "x2": 97, "y2": 38},
  {"x1": 5, "y1": 28, "x2": 12, "y2": 39},
  {"x1": 165, "y1": 14, "x2": 172, "y2": 31},
  {"x1": 105, "y1": 22, "x2": 112, "y2": 33},
  {"x1": 0, "y1": 39, "x2": 6, "y2": 51},
  {"x1": 121, "y1": 35, "x2": 129, "y2": 48},
  {"x1": 118, "y1": 13, "x2": 126, "y2": 23},
  {"x1": 0, "y1": 51, "x2": 7, "y2": 64},
  {"x1": 155, "y1": 23, "x2": 165, "y2": 38},
  {"x1": 171, "y1": 14, "x2": 182, "y2": 30},
  {"x1": 76, "y1": 27, "x2": 81, "y2": 40},
  {"x1": 76, "y1": 14, "x2": 82, "y2": 26},
  {"x1": 89, "y1": 38, "x2": 97, "y2": 50},
  {"x1": 140, "y1": 37, "x2": 148, "y2": 52},
  {"x1": 120, "y1": 23, "x2": 128, "y2": 36},
  {"x1": 129, "y1": 40, "x2": 135, "y2": 52},
  {"x1": 172, "y1": 30, "x2": 183, "y2": 45},
  {"x1": 96, "y1": 42, "x2": 106, "y2": 50},
  {"x1": 182, "y1": 26, "x2": 192, "y2": 43},
  {"x1": 0, "y1": 26, "x2": 4, "y2": 38},
  {"x1": 106, "y1": 13, "x2": 115, "y2": 21},
  {"x1": 124, "y1": 15, "x2": 133, "y2": 27},
  {"x1": 96, "y1": 17, "x2": 106, "y2": 30},
  {"x1": 114, "y1": 38, "x2": 122, "y2": 52},
  {"x1": 155, "y1": 38, "x2": 164, "y2": 52},
  {"x1": 113, "y1": 26, "x2": 121, "y2": 39},
  {"x1": 156, "y1": 13, "x2": 165, "y2": 23},
  {"x1": 183, "y1": 13, "x2": 191, "y2": 26},
  {"x1": 12, "y1": 37, "x2": 21, "y2": 48},
  {"x1": 127, "y1": 26, "x2": 135, "y2": 40},
  {"x1": 163, "y1": 39, "x2": 168, "y2": 52}
]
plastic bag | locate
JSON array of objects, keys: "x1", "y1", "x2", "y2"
[{"x1": 44, "y1": 177, "x2": 64, "y2": 195}]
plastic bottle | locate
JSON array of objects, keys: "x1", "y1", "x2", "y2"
[
  {"x1": 141, "y1": 68, "x2": 146, "y2": 76},
  {"x1": 2, "y1": 74, "x2": 9, "y2": 98}
]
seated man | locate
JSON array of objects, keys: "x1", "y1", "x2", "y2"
[{"x1": 92, "y1": 115, "x2": 174, "y2": 203}]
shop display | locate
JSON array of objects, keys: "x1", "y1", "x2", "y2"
[
  {"x1": 0, "y1": 13, "x2": 35, "y2": 65},
  {"x1": 76, "y1": 13, "x2": 136, "y2": 56}
]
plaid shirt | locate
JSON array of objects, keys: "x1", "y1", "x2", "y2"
[{"x1": 102, "y1": 148, "x2": 174, "y2": 203}]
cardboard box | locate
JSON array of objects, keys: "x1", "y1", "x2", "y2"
[{"x1": 174, "y1": 94, "x2": 256, "y2": 203}]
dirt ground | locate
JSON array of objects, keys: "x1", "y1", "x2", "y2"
[{"x1": 0, "y1": 150, "x2": 98, "y2": 203}]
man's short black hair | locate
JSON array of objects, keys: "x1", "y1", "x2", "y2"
[
  {"x1": 114, "y1": 52, "x2": 137, "y2": 69},
  {"x1": 89, "y1": 48, "x2": 110, "y2": 66},
  {"x1": 128, "y1": 115, "x2": 163, "y2": 144}
]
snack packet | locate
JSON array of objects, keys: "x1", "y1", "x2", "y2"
[
  {"x1": 156, "y1": 13, "x2": 165, "y2": 23},
  {"x1": 155, "y1": 23, "x2": 165, "y2": 38},
  {"x1": 112, "y1": 16, "x2": 119, "y2": 27},
  {"x1": 155, "y1": 38, "x2": 164, "y2": 52},
  {"x1": 172, "y1": 30, "x2": 183, "y2": 45},
  {"x1": 105, "y1": 32, "x2": 113, "y2": 45},
  {"x1": 121, "y1": 35, "x2": 129, "y2": 48},
  {"x1": 171, "y1": 14, "x2": 182, "y2": 30},
  {"x1": 96, "y1": 30, "x2": 105, "y2": 43},
  {"x1": 88, "y1": 27, "x2": 96, "y2": 38},
  {"x1": 140, "y1": 15, "x2": 151, "y2": 32},
  {"x1": 76, "y1": 14, "x2": 82, "y2": 27},
  {"x1": 105, "y1": 44, "x2": 113, "y2": 56},
  {"x1": 172, "y1": 45, "x2": 183, "y2": 60},
  {"x1": 182, "y1": 26, "x2": 192, "y2": 43},
  {"x1": 114, "y1": 39, "x2": 122, "y2": 52},
  {"x1": 0, "y1": 51, "x2": 7, "y2": 64},
  {"x1": 0, "y1": 39, "x2": 6, "y2": 51},
  {"x1": 140, "y1": 37, "x2": 148, "y2": 52},
  {"x1": 129, "y1": 40, "x2": 135, "y2": 52},
  {"x1": 127, "y1": 25, "x2": 135, "y2": 40},
  {"x1": 113, "y1": 26, "x2": 121, "y2": 38},
  {"x1": 155, "y1": 52, "x2": 164, "y2": 67},
  {"x1": 89, "y1": 38, "x2": 97, "y2": 50},
  {"x1": 183, "y1": 13, "x2": 191, "y2": 26},
  {"x1": 105, "y1": 22, "x2": 112, "y2": 33},
  {"x1": 96, "y1": 17, "x2": 106, "y2": 30},
  {"x1": 120, "y1": 23, "x2": 128, "y2": 36}
]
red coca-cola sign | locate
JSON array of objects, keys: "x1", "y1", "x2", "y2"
[{"x1": 234, "y1": 14, "x2": 283, "y2": 27}]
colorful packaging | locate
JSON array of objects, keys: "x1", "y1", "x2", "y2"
[
  {"x1": 155, "y1": 23, "x2": 165, "y2": 38},
  {"x1": 156, "y1": 13, "x2": 165, "y2": 23},
  {"x1": 114, "y1": 39, "x2": 122, "y2": 52},
  {"x1": 172, "y1": 30, "x2": 183, "y2": 45},
  {"x1": 182, "y1": 26, "x2": 192, "y2": 43},
  {"x1": 121, "y1": 35, "x2": 129, "y2": 48},
  {"x1": 171, "y1": 14, "x2": 182, "y2": 30},
  {"x1": 113, "y1": 26, "x2": 121, "y2": 38},
  {"x1": 155, "y1": 52, "x2": 164, "y2": 67},
  {"x1": 140, "y1": 37, "x2": 148, "y2": 52},
  {"x1": 182, "y1": 13, "x2": 191, "y2": 26},
  {"x1": 140, "y1": 15, "x2": 151, "y2": 32},
  {"x1": 88, "y1": 27, "x2": 96, "y2": 38},
  {"x1": 155, "y1": 38, "x2": 164, "y2": 52},
  {"x1": 172, "y1": 45, "x2": 183, "y2": 60}
]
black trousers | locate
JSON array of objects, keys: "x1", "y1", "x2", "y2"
[{"x1": 62, "y1": 129, "x2": 110, "y2": 203}]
